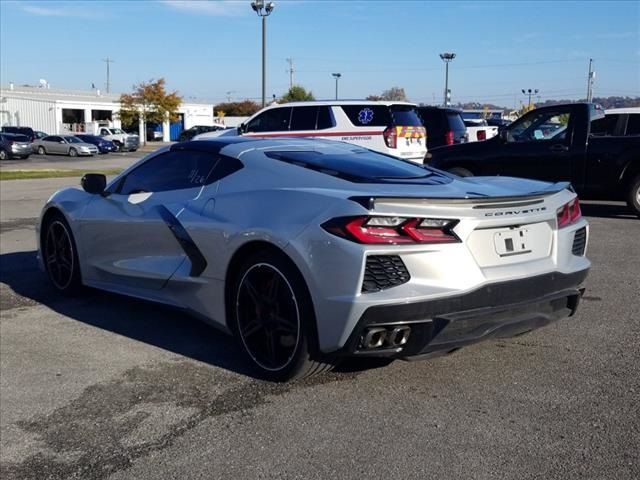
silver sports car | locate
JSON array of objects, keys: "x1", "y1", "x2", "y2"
[{"x1": 37, "y1": 138, "x2": 590, "y2": 381}]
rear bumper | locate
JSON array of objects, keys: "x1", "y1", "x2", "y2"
[{"x1": 336, "y1": 269, "x2": 589, "y2": 358}]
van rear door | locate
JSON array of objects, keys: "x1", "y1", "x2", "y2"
[{"x1": 389, "y1": 105, "x2": 427, "y2": 162}]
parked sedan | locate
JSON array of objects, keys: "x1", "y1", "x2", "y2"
[
  {"x1": 33, "y1": 135, "x2": 98, "y2": 157},
  {"x1": 74, "y1": 134, "x2": 118, "y2": 154},
  {"x1": 0, "y1": 133, "x2": 32, "y2": 159},
  {"x1": 37, "y1": 137, "x2": 590, "y2": 381}
]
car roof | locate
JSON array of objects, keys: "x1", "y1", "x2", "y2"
[
  {"x1": 261, "y1": 100, "x2": 417, "y2": 109},
  {"x1": 605, "y1": 107, "x2": 640, "y2": 114}
]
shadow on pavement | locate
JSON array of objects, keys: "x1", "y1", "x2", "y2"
[
  {"x1": 580, "y1": 201, "x2": 637, "y2": 220},
  {"x1": 0, "y1": 250, "x2": 257, "y2": 379}
]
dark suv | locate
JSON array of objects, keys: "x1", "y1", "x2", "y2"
[
  {"x1": 416, "y1": 107, "x2": 467, "y2": 150},
  {"x1": 1, "y1": 126, "x2": 36, "y2": 142}
]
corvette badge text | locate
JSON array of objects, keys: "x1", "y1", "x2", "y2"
[{"x1": 485, "y1": 206, "x2": 547, "y2": 217}]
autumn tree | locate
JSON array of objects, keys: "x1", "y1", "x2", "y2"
[
  {"x1": 366, "y1": 87, "x2": 408, "y2": 102},
  {"x1": 280, "y1": 85, "x2": 315, "y2": 102},
  {"x1": 119, "y1": 78, "x2": 181, "y2": 144},
  {"x1": 214, "y1": 100, "x2": 261, "y2": 116}
]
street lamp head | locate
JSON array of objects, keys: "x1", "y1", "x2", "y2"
[
  {"x1": 534, "y1": 89, "x2": 539, "y2": 94},
  {"x1": 266, "y1": 2, "x2": 275, "y2": 13},
  {"x1": 332, "y1": 73, "x2": 342, "y2": 79},
  {"x1": 439, "y1": 52, "x2": 456, "y2": 61}
]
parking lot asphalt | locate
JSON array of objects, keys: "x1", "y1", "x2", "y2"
[
  {"x1": 0, "y1": 150, "x2": 154, "y2": 172},
  {"x1": 0, "y1": 177, "x2": 638, "y2": 480}
]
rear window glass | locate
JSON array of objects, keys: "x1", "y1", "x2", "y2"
[
  {"x1": 264, "y1": 150, "x2": 449, "y2": 185},
  {"x1": 389, "y1": 105, "x2": 422, "y2": 126},
  {"x1": 446, "y1": 113, "x2": 467, "y2": 132},
  {"x1": 625, "y1": 114, "x2": 640, "y2": 135},
  {"x1": 590, "y1": 115, "x2": 618, "y2": 136},
  {"x1": 341, "y1": 105, "x2": 392, "y2": 127},
  {"x1": 11, "y1": 135, "x2": 30, "y2": 142}
]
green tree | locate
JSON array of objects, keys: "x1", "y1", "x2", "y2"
[
  {"x1": 119, "y1": 78, "x2": 181, "y2": 144},
  {"x1": 280, "y1": 85, "x2": 315, "y2": 102},
  {"x1": 214, "y1": 100, "x2": 261, "y2": 116}
]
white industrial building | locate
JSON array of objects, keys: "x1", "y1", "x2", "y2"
[{"x1": 0, "y1": 84, "x2": 217, "y2": 141}]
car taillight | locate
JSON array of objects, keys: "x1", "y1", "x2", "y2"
[
  {"x1": 445, "y1": 130, "x2": 454, "y2": 145},
  {"x1": 557, "y1": 198, "x2": 582, "y2": 228},
  {"x1": 322, "y1": 216, "x2": 460, "y2": 245},
  {"x1": 477, "y1": 130, "x2": 486, "y2": 141},
  {"x1": 383, "y1": 127, "x2": 397, "y2": 149}
]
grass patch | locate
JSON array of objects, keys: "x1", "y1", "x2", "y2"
[{"x1": 0, "y1": 168, "x2": 123, "y2": 181}]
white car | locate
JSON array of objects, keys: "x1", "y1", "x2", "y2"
[
  {"x1": 38, "y1": 137, "x2": 590, "y2": 381},
  {"x1": 194, "y1": 101, "x2": 427, "y2": 162},
  {"x1": 463, "y1": 119, "x2": 499, "y2": 142}
]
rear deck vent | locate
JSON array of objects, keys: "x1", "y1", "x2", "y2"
[
  {"x1": 362, "y1": 255, "x2": 410, "y2": 293},
  {"x1": 572, "y1": 227, "x2": 587, "y2": 256}
]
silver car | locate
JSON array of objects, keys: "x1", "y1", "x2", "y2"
[
  {"x1": 33, "y1": 135, "x2": 98, "y2": 157},
  {"x1": 37, "y1": 138, "x2": 590, "y2": 381}
]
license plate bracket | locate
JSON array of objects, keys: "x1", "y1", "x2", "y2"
[{"x1": 494, "y1": 228, "x2": 532, "y2": 257}]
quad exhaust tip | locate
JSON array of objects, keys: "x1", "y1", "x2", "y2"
[{"x1": 361, "y1": 325, "x2": 411, "y2": 350}]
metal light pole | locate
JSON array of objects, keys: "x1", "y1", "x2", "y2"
[
  {"x1": 521, "y1": 88, "x2": 539, "y2": 109},
  {"x1": 586, "y1": 58, "x2": 595, "y2": 102},
  {"x1": 332, "y1": 73, "x2": 341, "y2": 100},
  {"x1": 251, "y1": 1, "x2": 275, "y2": 108},
  {"x1": 439, "y1": 52, "x2": 455, "y2": 106}
]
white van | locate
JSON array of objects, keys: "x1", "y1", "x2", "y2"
[{"x1": 195, "y1": 101, "x2": 427, "y2": 162}]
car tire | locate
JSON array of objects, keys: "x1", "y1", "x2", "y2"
[
  {"x1": 626, "y1": 174, "x2": 640, "y2": 218},
  {"x1": 69, "y1": 148, "x2": 78, "y2": 157},
  {"x1": 37, "y1": 146, "x2": 46, "y2": 155},
  {"x1": 231, "y1": 250, "x2": 333, "y2": 382},
  {"x1": 0, "y1": 149, "x2": 7, "y2": 160},
  {"x1": 42, "y1": 212, "x2": 82, "y2": 295},
  {"x1": 448, "y1": 167, "x2": 474, "y2": 177}
]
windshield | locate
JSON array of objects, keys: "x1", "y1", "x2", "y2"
[
  {"x1": 110, "y1": 128, "x2": 125, "y2": 134},
  {"x1": 64, "y1": 136, "x2": 84, "y2": 143}
]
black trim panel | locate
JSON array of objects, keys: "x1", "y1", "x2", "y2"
[{"x1": 156, "y1": 206, "x2": 207, "y2": 277}]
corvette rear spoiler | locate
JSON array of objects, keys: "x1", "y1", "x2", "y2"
[{"x1": 349, "y1": 181, "x2": 572, "y2": 210}]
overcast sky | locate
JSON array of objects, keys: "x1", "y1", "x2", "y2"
[{"x1": 1, "y1": 0, "x2": 638, "y2": 107}]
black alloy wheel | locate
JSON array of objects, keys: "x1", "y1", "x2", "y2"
[
  {"x1": 43, "y1": 214, "x2": 81, "y2": 294},
  {"x1": 233, "y1": 251, "x2": 332, "y2": 381}
]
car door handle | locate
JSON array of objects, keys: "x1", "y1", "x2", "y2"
[{"x1": 550, "y1": 144, "x2": 569, "y2": 153}]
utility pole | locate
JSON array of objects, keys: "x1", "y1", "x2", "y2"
[
  {"x1": 332, "y1": 73, "x2": 341, "y2": 100},
  {"x1": 586, "y1": 58, "x2": 595, "y2": 102},
  {"x1": 286, "y1": 58, "x2": 295, "y2": 89},
  {"x1": 102, "y1": 57, "x2": 114, "y2": 93},
  {"x1": 439, "y1": 52, "x2": 456, "y2": 106},
  {"x1": 250, "y1": 1, "x2": 275, "y2": 108},
  {"x1": 521, "y1": 88, "x2": 539, "y2": 109}
]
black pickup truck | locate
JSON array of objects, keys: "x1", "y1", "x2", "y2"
[{"x1": 426, "y1": 103, "x2": 640, "y2": 216}]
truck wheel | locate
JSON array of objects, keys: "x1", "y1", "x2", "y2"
[
  {"x1": 627, "y1": 174, "x2": 640, "y2": 218},
  {"x1": 448, "y1": 167, "x2": 474, "y2": 177}
]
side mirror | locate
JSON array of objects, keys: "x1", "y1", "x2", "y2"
[
  {"x1": 238, "y1": 123, "x2": 247, "y2": 134},
  {"x1": 499, "y1": 129, "x2": 509, "y2": 143},
  {"x1": 81, "y1": 173, "x2": 106, "y2": 195}
]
